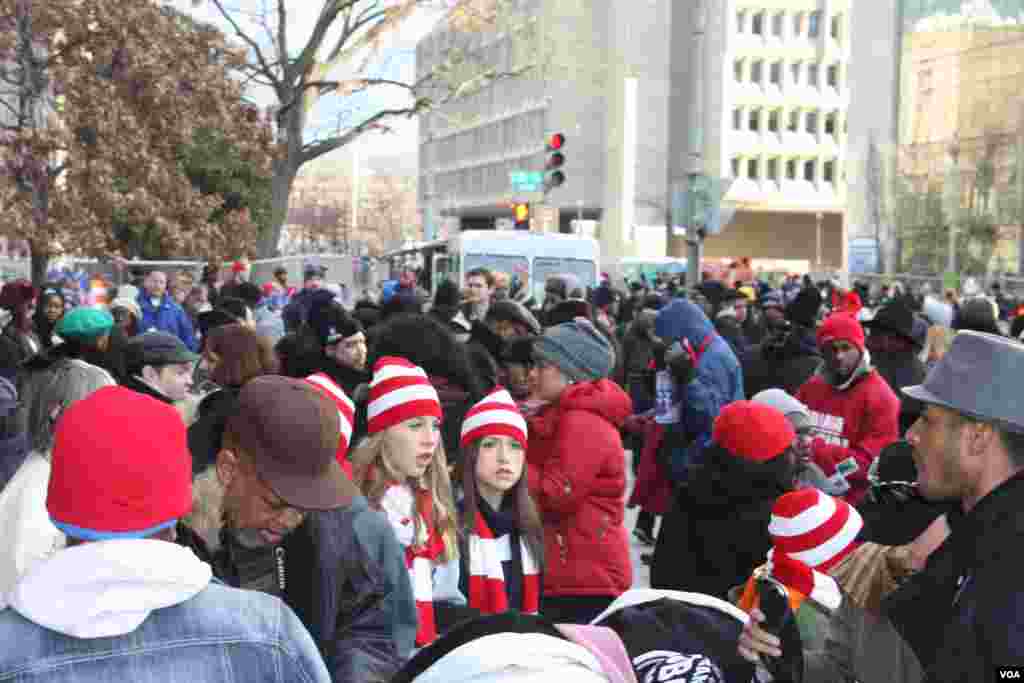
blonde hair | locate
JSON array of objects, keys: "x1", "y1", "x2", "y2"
[{"x1": 351, "y1": 431, "x2": 459, "y2": 563}]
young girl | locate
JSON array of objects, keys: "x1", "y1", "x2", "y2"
[
  {"x1": 459, "y1": 388, "x2": 543, "y2": 616},
  {"x1": 352, "y1": 356, "x2": 463, "y2": 648}
]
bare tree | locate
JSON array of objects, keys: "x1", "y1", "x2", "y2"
[{"x1": 197, "y1": 0, "x2": 535, "y2": 256}]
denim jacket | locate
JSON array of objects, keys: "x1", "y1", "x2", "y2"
[{"x1": 0, "y1": 539, "x2": 330, "y2": 682}]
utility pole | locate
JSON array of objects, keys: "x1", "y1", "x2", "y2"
[{"x1": 686, "y1": 0, "x2": 707, "y2": 288}]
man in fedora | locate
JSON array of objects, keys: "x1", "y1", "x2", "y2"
[
  {"x1": 884, "y1": 330, "x2": 1024, "y2": 682},
  {"x1": 864, "y1": 298, "x2": 928, "y2": 435}
]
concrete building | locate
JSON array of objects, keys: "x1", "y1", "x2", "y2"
[{"x1": 417, "y1": 0, "x2": 855, "y2": 272}]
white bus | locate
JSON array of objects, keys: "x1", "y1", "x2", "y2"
[{"x1": 381, "y1": 230, "x2": 601, "y2": 302}]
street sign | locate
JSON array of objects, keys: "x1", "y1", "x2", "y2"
[{"x1": 510, "y1": 170, "x2": 545, "y2": 193}]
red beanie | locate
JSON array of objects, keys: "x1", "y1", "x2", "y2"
[
  {"x1": 817, "y1": 313, "x2": 866, "y2": 352},
  {"x1": 713, "y1": 400, "x2": 795, "y2": 462},
  {"x1": 47, "y1": 386, "x2": 192, "y2": 539}
]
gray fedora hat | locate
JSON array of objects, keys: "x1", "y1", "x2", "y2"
[{"x1": 902, "y1": 330, "x2": 1024, "y2": 431}]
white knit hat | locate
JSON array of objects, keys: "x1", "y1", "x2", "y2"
[
  {"x1": 768, "y1": 488, "x2": 863, "y2": 571},
  {"x1": 304, "y1": 372, "x2": 356, "y2": 456},
  {"x1": 751, "y1": 388, "x2": 812, "y2": 432},
  {"x1": 460, "y1": 388, "x2": 528, "y2": 449},
  {"x1": 367, "y1": 356, "x2": 441, "y2": 435}
]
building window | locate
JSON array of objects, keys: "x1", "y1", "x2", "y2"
[
  {"x1": 733, "y1": 107, "x2": 743, "y2": 130},
  {"x1": 734, "y1": 59, "x2": 744, "y2": 82},
  {"x1": 831, "y1": 14, "x2": 842, "y2": 40},
  {"x1": 786, "y1": 159, "x2": 797, "y2": 180},
  {"x1": 806, "y1": 110, "x2": 818, "y2": 134},
  {"x1": 772, "y1": 12, "x2": 784, "y2": 37},
  {"x1": 804, "y1": 159, "x2": 816, "y2": 182},
  {"x1": 752, "y1": 11, "x2": 764, "y2": 35},
  {"x1": 793, "y1": 12, "x2": 804, "y2": 37},
  {"x1": 827, "y1": 64, "x2": 839, "y2": 88},
  {"x1": 748, "y1": 158, "x2": 760, "y2": 180},
  {"x1": 768, "y1": 109, "x2": 780, "y2": 132},
  {"x1": 824, "y1": 159, "x2": 836, "y2": 183},
  {"x1": 737, "y1": 10, "x2": 747, "y2": 33},
  {"x1": 770, "y1": 61, "x2": 782, "y2": 85},
  {"x1": 732, "y1": 158, "x2": 741, "y2": 178},
  {"x1": 767, "y1": 158, "x2": 779, "y2": 181},
  {"x1": 808, "y1": 63, "x2": 819, "y2": 87},
  {"x1": 809, "y1": 11, "x2": 821, "y2": 37},
  {"x1": 825, "y1": 112, "x2": 837, "y2": 136},
  {"x1": 751, "y1": 60, "x2": 763, "y2": 84},
  {"x1": 788, "y1": 109, "x2": 800, "y2": 132},
  {"x1": 790, "y1": 61, "x2": 802, "y2": 85},
  {"x1": 749, "y1": 108, "x2": 761, "y2": 132}
]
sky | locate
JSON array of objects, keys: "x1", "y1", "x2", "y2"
[{"x1": 170, "y1": 0, "x2": 446, "y2": 175}]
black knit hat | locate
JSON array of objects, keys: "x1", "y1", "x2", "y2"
[
  {"x1": 310, "y1": 301, "x2": 362, "y2": 347},
  {"x1": 785, "y1": 287, "x2": 822, "y2": 328}
]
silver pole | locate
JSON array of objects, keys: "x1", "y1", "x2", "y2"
[{"x1": 686, "y1": 0, "x2": 706, "y2": 288}]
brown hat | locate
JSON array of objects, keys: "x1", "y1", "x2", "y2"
[{"x1": 227, "y1": 376, "x2": 357, "y2": 510}]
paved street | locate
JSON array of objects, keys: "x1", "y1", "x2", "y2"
[{"x1": 624, "y1": 450, "x2": 654, "y2": 588}]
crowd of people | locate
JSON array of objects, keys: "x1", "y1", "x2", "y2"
[{"x1": 0, "y1": 258, "x2": 1019, "y2": 683}]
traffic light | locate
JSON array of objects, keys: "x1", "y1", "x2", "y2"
[
  {"x1": 545, "y1": 133, "x2": 566, "y2": 191},
  {"x1": 513, "y1": 203, "x2": 531, "y2": 230}
]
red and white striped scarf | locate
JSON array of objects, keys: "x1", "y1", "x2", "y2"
[
  {"x1": 467, "y1": 509, "x2": 540, "y2": 615},
  {"x1": 402, "y1": 489, "x2": 446, "y2": 647}
]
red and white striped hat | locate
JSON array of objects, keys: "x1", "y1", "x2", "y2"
[
  {"x1": 460, "y1": 388, "x2": 528, "y2": 449},
  {"x1": 303, "y1": 372, "x2": 356, "y2": 472},
  {"x1": 768, "y1": 488, "x2": 863, "y2": 572},
  {"x1": 367, "y1": 356, "x2": 441, "y2": 435}
]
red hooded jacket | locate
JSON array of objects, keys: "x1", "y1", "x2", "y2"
[
  {"x1": 796, "y1": 361, "x2": 900, "y2": 505},
  {"x1": 527, "y1": 379, "x2": 633, "y2": 598}
]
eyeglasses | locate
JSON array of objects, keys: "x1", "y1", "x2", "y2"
[{"x1": 864, "y1": 478, "x2": 921, "y2": 506}]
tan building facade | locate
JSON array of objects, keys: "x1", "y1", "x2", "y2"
[{"x1": 898, "y1": 18, "x2": 1024, "y2": 271}]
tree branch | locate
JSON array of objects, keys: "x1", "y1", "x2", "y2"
[
  {"x1": 299, "y1": 103, "x2": 426, "y2": 165},
  {"x1": 289, "y1": 0, "x2": 351, "y2": 85},
  {"x1": 276, "y1": 0, "x2": 288, "y2": 78},
  {"x1": 208, "y1": 0, "x2": 281, "y2": 92}
]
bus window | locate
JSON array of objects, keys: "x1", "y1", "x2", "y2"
[
  {"x1": 463, "y1": 254, "x2": 529, "y2": 289},
  {"x1": 533, "y1": 257, "x2": 598, "y2": 301}
]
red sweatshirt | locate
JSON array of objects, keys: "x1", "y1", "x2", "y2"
[{"x1": 796, "y1": 368, "x2": 900, "y2": 505}]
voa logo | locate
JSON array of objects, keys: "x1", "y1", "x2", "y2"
[{"x1": 632, "y1": 650, "x2": 723, "y2": 683}]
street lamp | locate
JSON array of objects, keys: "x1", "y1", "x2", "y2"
[{"x1": 815, "y1": 211, "x2": 824, "y2": 270}]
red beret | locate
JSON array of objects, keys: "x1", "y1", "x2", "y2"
[
  {"x1": 713, "y1": 400, "x2": 795, "y2": 462},
  {"x1": 817, "y1": 313, "x2": 866, "y2": 353},
  {"x1": 0, "y1": 279, "x2": 37, "y2": 311}
]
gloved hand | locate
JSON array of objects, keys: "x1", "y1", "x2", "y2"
[{"x1": 665, "y1": 340, "x2": 696, "y2": 385}]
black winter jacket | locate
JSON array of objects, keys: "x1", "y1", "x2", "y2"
[
  {"x1": 177, "y1": 496, "x2": 416, "y2": 683},
  {"x1": 650, "y1": 444, "x2": 792, "y2": 598},
  {"x1": 884, "y1": 470, "x2": 1024, "y2": 682},
  {"x1": 741, "y1": 325, "x2": 821, "y2": 398}
]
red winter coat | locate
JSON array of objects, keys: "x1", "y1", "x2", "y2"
[
  {"x1": 527, "y1": 379, "x2": 633, "y2": 598},
  {"x1": 796, "y1": 366, "x2": 900, "y2": 505}
]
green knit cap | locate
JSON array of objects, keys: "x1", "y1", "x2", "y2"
[{"x1": 56, "y1": 307, "x2": 114, "y2": 341}]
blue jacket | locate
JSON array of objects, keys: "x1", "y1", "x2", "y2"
[
  {"x1": 0, "y1": 583, "x2": 330, "y2": 682},
  {"x1": 654, "y1": 300, "x2": 744, "y2": 482},
  {"x1": 0, "y1": 540, "x2": 330, "y2": 683},
  {"x1": 137, "y1": 293, "x2": 197, "y2": 351}
]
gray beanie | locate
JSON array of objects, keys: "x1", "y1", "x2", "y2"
[
  {"x1": 534, "y1": 318, "x2": 614, "y2": 382},
  {"x1": 752, "y1": 388, "x2": 812, "y2": 432}
]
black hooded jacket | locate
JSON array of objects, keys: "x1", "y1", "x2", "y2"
[
  {"x1": 651, "y1": 444, "x2": 793, "y2": 598},
  {"x1": 741, "y1": 324, "x2": 822, "y2": 398}
]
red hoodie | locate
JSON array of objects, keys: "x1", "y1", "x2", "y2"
[
  {"x1": 527, "y1": 379, "x2": 633, "y2": 598},
  {"x1": 796, "y1": 361, "x2": 900, "y2": 505}
]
